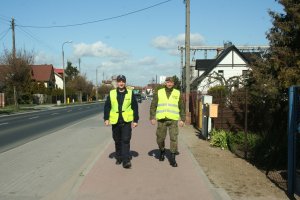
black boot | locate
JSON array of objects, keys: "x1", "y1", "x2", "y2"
[
  {"x1": 170, "y1": 153, "x2": 178, "y2": 167},
  {"x1": 159, "y1": 149, "x2": 165, "y2": 161},
  {"x1": 115, "y1": 158, "x2": 122, "y2": 165},
  {"x1": 123, "y1": 160, "x2": 132, "y2": 169}
]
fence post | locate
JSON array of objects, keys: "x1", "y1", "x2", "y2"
[
  {"x1": 220, "y1": 90, "x2": 223, "y2": 129},
  {"x1": 244, "y1": 88, "x2": 248, "y2": 159},
  {"x1": 288, "y1": 86, "x2": 297, "y2": 196},
  {"x1": 0, "y1": 93, "x2": 4, "y2": 108}
]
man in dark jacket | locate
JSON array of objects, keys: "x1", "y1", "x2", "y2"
[{"x1": 104, "y1": 75, "x2": 139, "y2": 169}]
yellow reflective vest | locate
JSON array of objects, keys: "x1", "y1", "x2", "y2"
[
  {"x1": 109, "y1": 89, "x2": 134, "y2": 124},
  {"x1": 156, "y1": 88, "x2": 180, "y2": 120}
]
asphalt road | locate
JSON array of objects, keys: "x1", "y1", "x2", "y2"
[
  {"x1": 0, "y1": 102, "x2": 104, "y2": 153},
  {"x1": 0, "y1": 109, "x2": 112, "y2": 200}
]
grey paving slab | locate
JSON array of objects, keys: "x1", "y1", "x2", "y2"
[
  {"x1": 0, "y1": 114, "x2": 111, "y2": 200},
  {"x1": 72, "y1": 101, "x2": 228, "y2": 200}
]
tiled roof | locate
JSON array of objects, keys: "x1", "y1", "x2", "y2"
[
  {"x1": 54, "y1": 68, "x2": 64, "y2": 74},
  {"x1": 31, "y1": 64, "x2": 54, "y2": 82},
  {"x1": 196, "y1": 59, "x2": 215, "y2": 70},
  {"x1": 241, "y1": 52, "x2": 261, "y2": 63}
]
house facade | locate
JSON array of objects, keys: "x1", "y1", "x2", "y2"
[
  {"x1": 31, "y1": 64, "x2": 56, "y2": 88},
  {"x1": 54, "y1": 68, "x2": 63, "y2": 89},
  {"x1": 191, "y1": 44, "x2": 254, "y2": 93}
]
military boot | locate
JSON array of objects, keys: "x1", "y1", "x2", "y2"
[
  {"x1": 159, "y1": 149, "x2": 165, "y2": 161},
  {"x1": 170, "y1": 153, "x2": 178, "y2": 167}
]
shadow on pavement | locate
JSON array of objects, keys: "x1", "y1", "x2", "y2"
[
  {"x1": 108, "y1": 150, "x2": 139, "y2": 160},
  {"x1": 148, "y1": 149, "x2": 180, "y2": 161}
]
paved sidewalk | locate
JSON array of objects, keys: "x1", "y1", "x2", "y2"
[{"x1": 71, "y1": 101, "x2": 230, "y2": 200}]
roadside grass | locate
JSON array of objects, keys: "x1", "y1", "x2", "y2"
[
  {"x1": 0, "y1": 104, "x2": 38, "y2": 114},
  {"x1": 0, "y1": 101, "x2": 104, "y2": 115}
]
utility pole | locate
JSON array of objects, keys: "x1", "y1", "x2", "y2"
[
  {"x1": 11, "y1": 17, "x2": 16, "y2": 59},
  {"x1": 179, "y1": 46, "x2": 184, "y2": 92},
  {"x1": 62, "y1": 41, "x2": 72, "y2": 104},
  {"x1": 96, "y1": 68, "x2": 98, "y2": 101},
  {"x1": 185, "y1": 0, "x2": 191, "y2": 124},
  {"x1": 11, "y1": 17, "x2": 17, "y2": 110},
  {"x1": 78, "y1": 58, "x2": 81, "y2": 73}
]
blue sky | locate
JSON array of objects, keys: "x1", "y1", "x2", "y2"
[{"x1": 0, "y1": 0, "x2": 283, "y2": 86}]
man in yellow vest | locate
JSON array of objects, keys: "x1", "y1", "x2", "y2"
[
  {"x1": 104, "y1": 75, "x2": 139, "y2": 169},
  {"x1": 150, "y1": 76, "x2": 185, "y2": 167}
]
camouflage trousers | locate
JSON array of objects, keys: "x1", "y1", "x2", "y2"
[{"x1": 156, "y1": 120, "x2": 178, "y2": 153}]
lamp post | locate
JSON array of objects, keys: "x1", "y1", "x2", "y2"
[
  {"x1": 96, "y1": 68, "x2": 98, "y2": 101},
  {"x1": 62, "y1": 40, "x2": 72, "y2": 104},
  {"x1": 95, "y1": 67, "x2": 103, "y2": 101}
]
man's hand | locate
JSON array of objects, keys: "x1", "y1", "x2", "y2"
[
  {"x1": 104, "y1": 120, "x2": 110, "y2": 126},
  {"x1": 178, "y1": 120, "x2": 185, "y2": 127},
  {"x1": 150, "y1": 119, "x2": 156, "y2": 125},
  {"x1": 132, "y1": 122, "x2": 138, "y2": 128}
]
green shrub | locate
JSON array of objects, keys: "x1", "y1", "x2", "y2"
[
  {"x1": 227, "y1": 131, "x2": 262, "y2": 153},
  {"x1": 210, "y1": 129, "x2": 228, "y2": 149}
]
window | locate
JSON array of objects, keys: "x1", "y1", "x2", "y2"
[
  {"x1": 242, "y1": 70, "x2": 249, "y2": 77},
  {"x1": 218, "y1": 70, "x2": 224, "y2": 76}
]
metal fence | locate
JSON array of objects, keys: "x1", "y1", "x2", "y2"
[
  {"x1": 0, "y1": 93, "x2": 4, "y2": 108},
  {"x1": 288, "y1": 86, "x2": 300, "y2": 196},
  {"x1": 189, "y1": 89, "x2": 289, "y2": 193}
]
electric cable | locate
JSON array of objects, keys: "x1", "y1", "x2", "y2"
[{"x1": 16, "y1": 0, "x2": 172, "y2": 28}]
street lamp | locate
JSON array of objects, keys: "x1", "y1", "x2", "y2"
[
  {"x1": 95, "y1": 66, "x2": 102, "y2": 101},
  {"x1": 62, "y1": 40, "x2": 72, "y2": 104}
]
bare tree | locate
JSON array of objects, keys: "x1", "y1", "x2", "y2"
[
  {"x1": 199, "y1": 71, "x2": 245, "y2": 95},
  {"x1": 0, "y1": 49, "x2": 34, "y2": 107}
]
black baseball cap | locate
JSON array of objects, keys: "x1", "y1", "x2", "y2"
[
  {"x1": 165, "y1": 76, "x2": 174, "y2": 82},
  {"x1": 117, "y1": 75, "x2": 126, "y2": 82}
]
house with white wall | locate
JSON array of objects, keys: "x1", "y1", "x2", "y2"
[
  {"x1": 54, "y1": 72, "x2": 63, "y2": 89},
  {"x1": 191, "y1": 44, "x2": 257, "y2": 93}
]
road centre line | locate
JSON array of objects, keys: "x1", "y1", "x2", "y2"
[
  {"x1": 28, "y1": 116, "x2": 39, "y2": 120},
  {"x1": 0, "y1": 122, "x2": 8, "y2": 126}
]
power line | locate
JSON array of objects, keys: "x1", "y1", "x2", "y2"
[
  {"x1": 0, "y1": 28, "x2": 10, "y2": 41},
  {"x1": 16, "y1": 26, "x2": 39, "y2": 42},
  {"x1": 0, "y1": 14, "x2": 11, "y2": 22},
  {"x1": 16, "y1": 0, "x2": 172, "y2": 29},
  {"x1": 16, "y1": 26, "x2": 56, "y2": 51}
]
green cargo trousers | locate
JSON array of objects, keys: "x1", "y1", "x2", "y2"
[{"x1": 156, "y1": 120, "x2": 178, "y2": 153}]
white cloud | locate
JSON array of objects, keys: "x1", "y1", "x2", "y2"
[
  {"x1": 151, "y1": 36, "x2": 176, "y2": 50},
  {"x1": 136, "y1": 56, "x2": 157, "y2": 65},
  {"x1": 73, "y1": 41, "x2": 129, "y2": 58},
  {"x1": 35, "y1": 41, "x2": 182, "y2": 86},
  {"x1": 35, "y1": 52, "x2": 59, "y2": 67},
  {"x1": 176, "y1": 33, "x2": 205, "y2": 46},
  {"x1": 87, "y1": 58, "x2": 179, "y2": 86},
  {"x1": 151, "y1": 33, "x2": 205, "y2": 53}
]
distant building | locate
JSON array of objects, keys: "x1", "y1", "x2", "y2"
[{"x1": 159, "y1": 76, "x2": 166, "y2": 84}]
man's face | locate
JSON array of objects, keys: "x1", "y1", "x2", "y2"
[
  {"x1": 117, "y1": 80, "x2": 126, "y2": 89},
  {"x1": 165, "y1": 80, "x2": 174, "y2": 89}
]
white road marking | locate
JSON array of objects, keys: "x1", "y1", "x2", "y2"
[
  {"x1": 29, "y1": 116, "x2": 39, "y2": 120},
  {"x1": 0, "y1": 122, "x2": 8, "y2": 126}
]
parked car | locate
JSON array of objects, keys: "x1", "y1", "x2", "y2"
[{"x1": 135, "y1": 94, "x2": 142, "y2": 103}]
